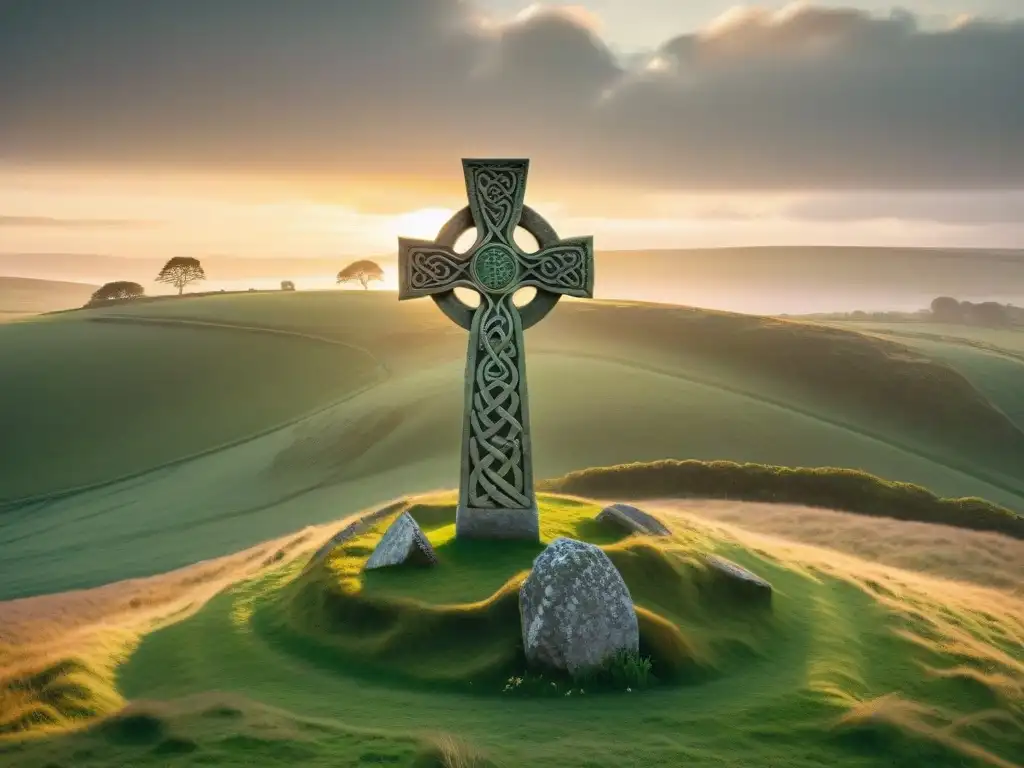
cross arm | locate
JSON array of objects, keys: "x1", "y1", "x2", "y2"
[
  {"x1": 397, "y1": 238, "x2": 474, "y2": 300},
  {"x1": 516, "y1": 236, "x2": 594, "y2": 299}
]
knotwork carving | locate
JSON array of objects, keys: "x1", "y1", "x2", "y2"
[
  {"x1": 395, "y1": 159, "x2": 595, "y2": 539},
  {"x1": 467, "y1": 294, "x2": 529, "y2": 509},
  {"x1": 406, "y1": 248, "x2": 472, "y2": 292},
  {"x1": 519, "y1": 244, "x2": 590, "y2": 294},
  {"x1": 471, "y1": 164, "x2": 524, "y2": 244}
]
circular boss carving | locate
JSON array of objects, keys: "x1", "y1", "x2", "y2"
[
  {"x1": 430, "y1": 206, "x2": 563, "y2": 331},
  {"x1": 472, "y1": 245, "x2": 518, "y2": 292}
]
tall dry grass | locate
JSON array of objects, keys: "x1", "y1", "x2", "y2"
[{"x1": 649, "y1": 499, "x2": 1024, "y2": 595}]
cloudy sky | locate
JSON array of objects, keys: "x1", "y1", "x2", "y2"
[{"x1": 0, "y1": 0, "x2": 1021, "y2": 263}]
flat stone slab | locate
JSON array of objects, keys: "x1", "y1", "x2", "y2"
[
  {"x1": 364, "y1": 511, "x2": 438, "y2": 570},
  {"x1": 596, "y1": 503, "x2": 671, "y2": 536},
  {"x1": 519, "y1": 537, "x2": 639, "y2": 674},
  {"x1": 704, "y1": 555, "x2": 772, "y2": 605},
  {"x1": 304, "y1": 500, "x2": 407, "y2": 571}
]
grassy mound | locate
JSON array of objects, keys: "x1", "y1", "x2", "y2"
[
  {"x1": 253, "y1": 494, "x2": 754, "y2": 692},
  {"x1": 0, "y1": 656, "x2": 124, "y2": 738},
  {"x1": 4, "y1": 490, "x2": 1022, "y2": 766},
  {"x1": 541, "y1": 460, "x2": 1024, "y2": 538}
]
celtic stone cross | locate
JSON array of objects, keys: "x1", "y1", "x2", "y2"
[{"x1": 398, "y1": 159, "x2": 594, "y2": 540}]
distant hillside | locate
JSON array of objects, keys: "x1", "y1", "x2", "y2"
[
  {"x1": 0, "y1": 276, "x2": 98, "y2": 319},
  {"x1": 2, "y1": 246, "x2": 1023, "y2": 314},
  {"x1": 592, "y1": 247, "x2": 1024, "y2": 313},
  {"x1": 0, "y1": 254, "x2": 347, "y2": 285}
]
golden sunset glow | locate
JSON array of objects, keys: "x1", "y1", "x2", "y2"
[
  {"x1": 0, "y1": 0, "x2": 1020, "y2": 301},
  {"x1": 388, "y1": 207, "x2": 457, "y2": 241}
]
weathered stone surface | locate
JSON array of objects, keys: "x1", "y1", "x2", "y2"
[
  {"x1": 596, "y1": 503, "x2": 671, "y2": 536},
  {"x1": 397, "y1": 160, "x2": 596, "y2": 543},
  {"x1": 519, "y1": 537, "x2": 639, "y2": 674},
  {"x1": 455, "y1": 505, "x2": 539, "y2": 540},
  {"x1": 303, "y1": 500, "x2": 407, "y2": 572},
  {"x1": 704, "y1": 555, "x2": 772, "y2": 605},
  {"x1": 364, "y1": 511, "x2": 438, "y2": 570}
]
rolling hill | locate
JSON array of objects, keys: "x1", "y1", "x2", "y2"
[
  {"x1": 824, "y1": 320, "x2": 1024, "y2": 431},
  {"x1": 1, "y1": 291, "x2": 1023, "y2": 598},
  {"x1": 1, "y1": 290, "x2": 1022, "y2": 768},
  {"x1": 0, "y1": 276, "x2": 97, "y2": 320}
]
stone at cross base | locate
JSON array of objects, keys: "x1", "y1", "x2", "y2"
[
  {"x1": 596, "y1": 503, "x2": 672, "y2": 537},
  {"x1": 519, "y1": 537, "x2": 639, "y2": 674},
  {"x1": 304, "y1": 500, "x2": 407, "y2": 573},
  {"x1": 703, "y1": 555, "x2": 773, "y2": 606},
  {"x1": 397, "y1": 159, "x2": 595, "y2": 541},
  {"x1": 363, "y1": 512, "x2": 438, "y2": 571}
]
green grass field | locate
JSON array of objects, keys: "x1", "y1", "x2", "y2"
[
  {"x1": 1, "y1": 291, "x2": 1022, "y2": 767},
  {"x1": 3, "y1": 495, "x2": 1022, "y2": 768},
  {"x1": 0, "y1": 316, "x2": 384, "y2": 499},
  {"x1": 2, "y1": 293, "x2": 1024, "y2": 598},
  {"x1": 2, "y1": 292, "x2": 1024, "y2": 599},
  {"x1": 826, "y1": 320, "x2": 1024, "y2": 431}
]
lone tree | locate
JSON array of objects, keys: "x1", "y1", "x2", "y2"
[
  {"x1": 337, "y1": 259, "x2": 384, "y2": 290},
  {"x1": 87, "y1": 281, "x2": 145, "y2": 306},
  {"x1": 930, "y1": 296, "x2": 963, "y2": 323},
  {"x1": 157, "y1": 257, "x2": 206, "y2": 295},
  {"x1": 970, "y1": 301, "x2": 1009, "y2": 327},
  {"x1": 281, "y1": 280, "x2": 295, "y2": 291}
]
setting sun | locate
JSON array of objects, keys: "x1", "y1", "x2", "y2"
[{"x1": 389, "y1": 207, "x2": 456, "y2": 240}]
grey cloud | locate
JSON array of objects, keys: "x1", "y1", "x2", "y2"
[
  {"x1": 0, "y1": 1, "x2": 1021, "y2": 190},
  {"x1": 480, "y1": 10, "x2": 622, "y2": 100}
]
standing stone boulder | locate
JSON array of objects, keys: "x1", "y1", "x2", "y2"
[
  {"x1": 364, "y1": 512, "x2": 438, "y2": 570},
  {"x1": 596, "y1": 503, "x2": 671, "y2": 536},
  {"x1": 305, "y1": 500, "x2": 408, "y2": 571},
  {"x1": 704, "y1": 555, "x2": 772, "y2": 606},
  {"x1": 519, "y1": 537, "x2": 639, "y2": 675}
]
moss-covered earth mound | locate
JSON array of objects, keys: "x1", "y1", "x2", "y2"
[
  {"x1": 3, "y1": 491, "x2": 1022, "y2": 767},
  {"x1": 252, "y1": 494, "x2": 771, "y2": 693}
]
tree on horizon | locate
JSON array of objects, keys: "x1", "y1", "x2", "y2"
[
  {"x1": 87, "y1": 280, "x2": 145, "y2": 306},
  {"x1": 156, "y1": 257, "x2": 206, "y2": 295},
  {"x1": 930, "y1": 296, "x2": 962, "y2": 323},
  {"x1": 337, "y1": 260, "x2": 384, "y2": 290}
]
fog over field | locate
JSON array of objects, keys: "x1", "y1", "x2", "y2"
[{"x1": 3, "y1": 246, "x2": 1022, "y2": 316}]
